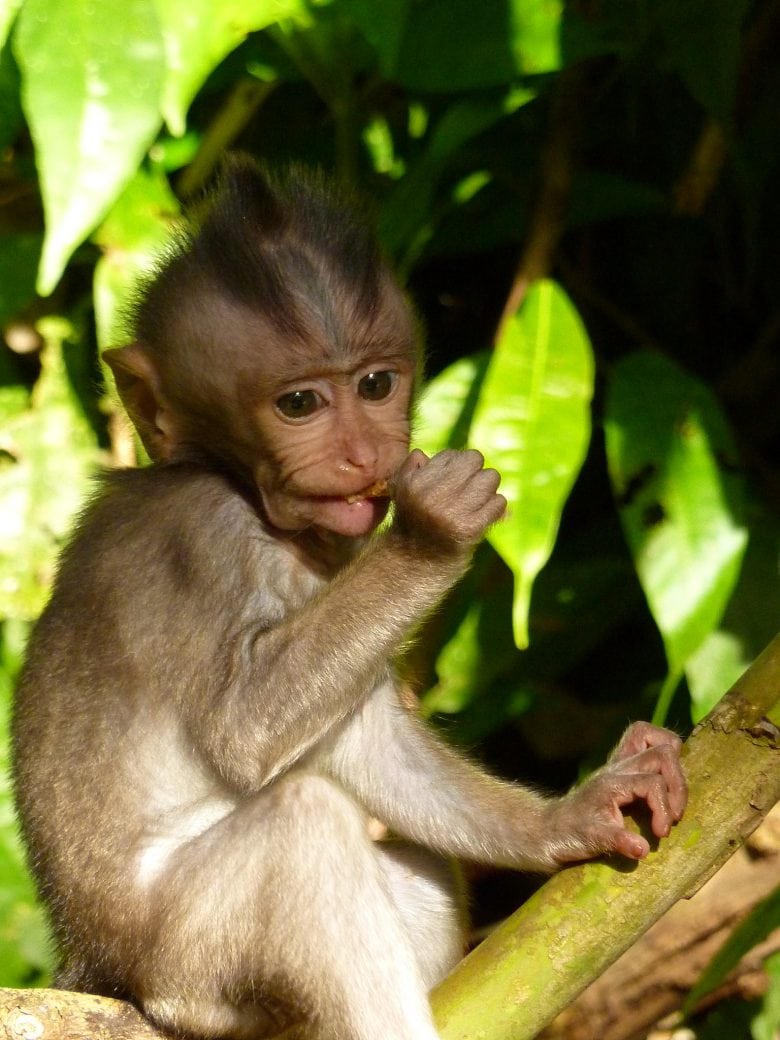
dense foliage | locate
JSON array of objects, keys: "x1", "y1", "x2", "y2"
[{"x1": 0, "y1": 0, "x2": 777, "y2": 1034}]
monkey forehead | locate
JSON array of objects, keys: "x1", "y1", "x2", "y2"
[{"x1": 187, "y1": 275, "x2": 415, "y2": 369}]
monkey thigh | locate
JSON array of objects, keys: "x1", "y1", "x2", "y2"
[
  {"x1": 375, "y1": 842, "x2": 466, "y2": 988},
  {"x1": 138, "y1": 772, "x2": 443, "y2": 1040}
]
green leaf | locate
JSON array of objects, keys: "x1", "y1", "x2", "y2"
[
  {"x1": 380, "y1": 92, "x2": 533, "y2": 269},
  {"x1": 470, "y1": 281, "x2": 595, "y2": 648},
  {"x1": 155, "y1": 0, "x2": 307, "y2": 135},
  {"x1": 683, "y1": 884, "x2": 780, "y2": 1017},
  {"x1": 0, "y1": 319, "x2": 103, "y2": 619},
  {"x1": 685, "y1": 501, "x2": 780, "y2": 721},
  {"x1": 413, "y1": 352, "x2": 490, "y2": 457},
  {"x1": 14, "y1": 0, "x2": 166, "y2": 295},
  {"x1": 0, "y1": 0, "x2": 22, "y2": 49},
  {"x1": 604, "y1": 352, "x2": 748, "y2": 720}
]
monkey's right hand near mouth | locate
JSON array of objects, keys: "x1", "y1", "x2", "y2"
[{"x1": 389, "y1": 448, "x2": 507, "y2": 557}]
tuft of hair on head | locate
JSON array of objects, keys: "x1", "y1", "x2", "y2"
[{"x1": 132, "y1": 155, "x2": 386, "y2": 351}]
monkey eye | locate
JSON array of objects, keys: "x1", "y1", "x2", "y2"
[
  {"x1": 357, "y1": 371, "x2": 396, "y2": 401},
  {"x1": 275, "y1": 389, "x2": 322, "y2": 419}
]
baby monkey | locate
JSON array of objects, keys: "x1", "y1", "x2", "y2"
[{"x1": 13, "y1": 157, "x2": 686, "y2": 1040}]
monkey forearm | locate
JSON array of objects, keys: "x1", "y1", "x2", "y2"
[
  {"x1": 194, "y1": 532, "x2": 469, "y2": 789},
  {"x1": 319, "y1": 685, "x2": 563, "y2": 872}
]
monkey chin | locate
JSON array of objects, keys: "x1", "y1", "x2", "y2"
[{"x1": 312, "y1": 494, "x2": 391, "y2": 538}]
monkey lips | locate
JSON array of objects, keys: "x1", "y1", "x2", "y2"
[{"x1": 312, "y1": 482, "x2": 392, "y2": 537}]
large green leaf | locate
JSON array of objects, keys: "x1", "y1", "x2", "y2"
[
  {"x1": 413, "y1": 352, "x2": 490, "y2": 457},
  {"x1": 470, "y1": 281, "x2": 595, "y2": 648},
  {"x1": 14, "y1": 0, "x2": 166, "y2": 295},
  {"x1": 0, "y1": 0, "x2": 21, "y2": 48},
  {"x1": 685, "y1": 501, "x2": 780, "y2": 721},
  {"x1": 154, "y1": 0, "x2": 307, "y2": 135},
  {"x1": 604, "y1": 352, "x2": 748, "y2": 721},
  {"x1": 0, "y1": 319, "x2": 103, "y2": 619}
]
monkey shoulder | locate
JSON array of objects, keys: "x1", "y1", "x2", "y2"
[
  {"x1": 38, "y1": 463, "x2": 325, "y2": 653},
  {"x1": 57, "y1": 465, "x2": 279, "y2": 587}
]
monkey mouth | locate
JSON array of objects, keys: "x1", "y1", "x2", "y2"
[
  {"x1": 345, "y1": 479, "x2": 391, "y2": 505},
  {"x1": 309, "y1": 492, "x2": 391, "y2": 537}
]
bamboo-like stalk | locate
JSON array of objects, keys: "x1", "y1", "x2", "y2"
[{"x1": 432, "y1": 634, "x2": 780, "y2": 1040}]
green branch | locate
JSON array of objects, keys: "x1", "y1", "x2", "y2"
[{"x1": 432, "y1": 634, "x2": 780, "y2": 1040}]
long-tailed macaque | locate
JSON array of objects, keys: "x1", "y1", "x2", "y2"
[{"x1": 13, "y1": 157, "x2": 686, "y2": 1040}]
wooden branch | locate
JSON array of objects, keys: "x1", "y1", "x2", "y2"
[
  {"x1": 538, "y1": 806, "x2": 780, "y2": 1040},
  {"x1": 0, "y1": 988, "x2": 159, "y2": 1040},
  {"x1": 431, "y1": 633, "x2": 780, "y2": 1040}
]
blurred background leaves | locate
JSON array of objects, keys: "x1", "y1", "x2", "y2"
[{"x1": 0, "y1": 0, "x2": 778, "y2": 1034}]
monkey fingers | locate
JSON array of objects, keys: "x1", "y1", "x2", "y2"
[{"x1": 615, "y1": 743, "x2": 688, "y2": 822}]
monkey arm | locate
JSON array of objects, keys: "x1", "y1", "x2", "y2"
[
  {"x1": 189, "y1": 527, "x2": 472, "y2": 792},
  {"x1": 317, "y1": 680, "x2": 563, "y2": 872},
  {"x1": 319, "y1": 683, "x2": 687, "y2": 872}
]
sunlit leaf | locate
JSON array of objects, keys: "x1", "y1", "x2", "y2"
[
  {"x1": 0, "y1": 319, "x2": 103, "y2": 619},
  {"x1": 154, "y1": 0, "x2": 308, "y2": 135},
  {"x1": 470, "y1": 281, "x2": 595, "y2": 648},
  {"x1": 685, "y1": 501, "x2": 780, "y2": 721},
  {"x1": 413, "y1": 352, "x2": 489, "y2": 457},
  {"x1": 604, "y1": 352, "x2": 748, "y2": 721},
  {"x1": 14, "y1": 0, "x2": 166, "y2": 295},
  {"x1": 0, "y1": 0, "x2": 22, "y2": 49}
]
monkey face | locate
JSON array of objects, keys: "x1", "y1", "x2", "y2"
[{"x1": 245, "y1": 356, "x2": 416, "y2": 538}]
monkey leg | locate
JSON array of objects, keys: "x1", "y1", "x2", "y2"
[
  {"x1": 375, "y1": 842, "x2": 466, "y2": 988},
  {"x1": 138, "y1": 773, "x2": 444, "y2": 1040}
]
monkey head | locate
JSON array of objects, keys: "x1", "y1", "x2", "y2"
[{"x1": 105, "y1": 158, "x2": 421, "y2": 540}]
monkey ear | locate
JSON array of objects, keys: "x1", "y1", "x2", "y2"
[{"x1": 103, "y1": 344, "x2": 178, "y2": 462}]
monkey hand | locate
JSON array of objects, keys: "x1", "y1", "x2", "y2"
[
  {"x1": 543, "y1": 722, "x2": 687, "y2": 867},
  {"x1": 390, "y1": 449, "x2": 507, "y2": 556}
]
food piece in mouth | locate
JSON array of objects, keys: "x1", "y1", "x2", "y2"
[{"x1": 346, "y1": 479, "x2": 390, "y2": 505}]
